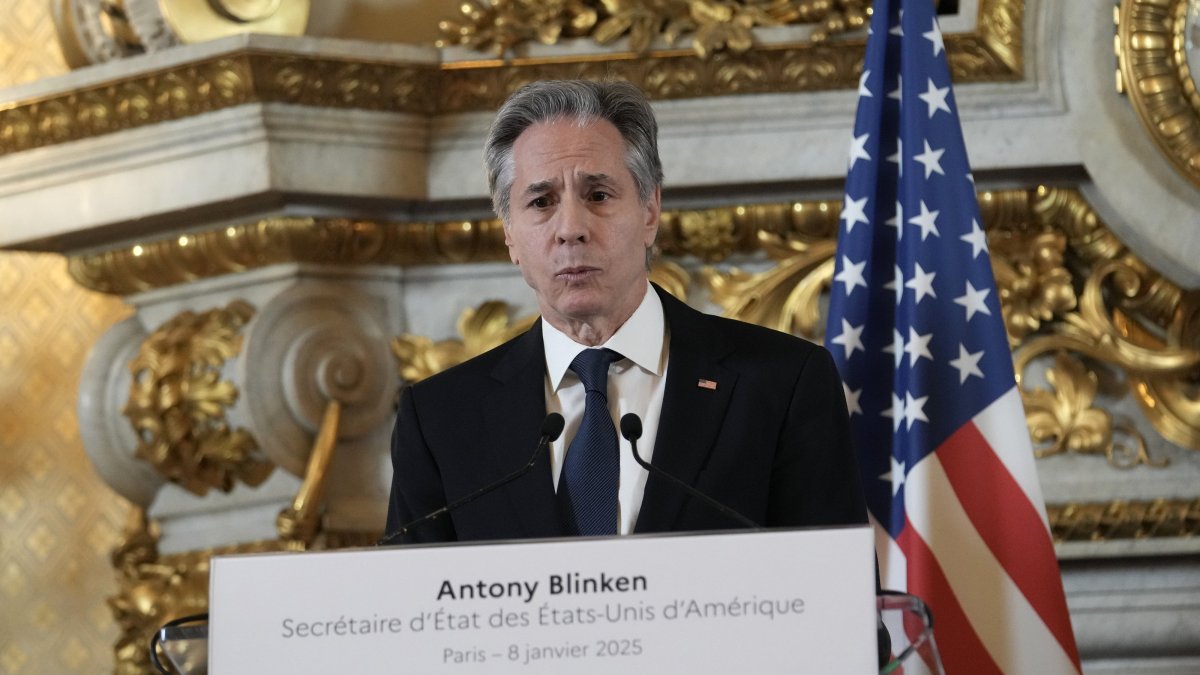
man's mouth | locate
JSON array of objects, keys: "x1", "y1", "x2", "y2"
[{"x1": 556, "y1": 266, "x2": 599, "y2": 283}]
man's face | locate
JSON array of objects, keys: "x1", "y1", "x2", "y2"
[{"x1": 503, "y1": 117, "x2": 661, "y2": 334}]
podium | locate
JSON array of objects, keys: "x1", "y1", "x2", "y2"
[{"x1": 153, "y1": 526, "x2": 945, "y2": 673}]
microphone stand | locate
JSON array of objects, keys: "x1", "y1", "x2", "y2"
[
  {"x1": 620, "y1": 413, "x2": 761, "y2": 530},
  {"x1": 378, "y1": 413, "x2": 564, "y2": 546}
]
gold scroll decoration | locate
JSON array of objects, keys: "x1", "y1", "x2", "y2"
[
  {"x1": 123, "y1": 300, "x2": 272, "y2": 494},
  {"x1": 11, "y1": 0, "x2": 1020, "y2": 156},
  {"x1": 1116, "y1": 0, "x2": 1200, "y2": 189}
]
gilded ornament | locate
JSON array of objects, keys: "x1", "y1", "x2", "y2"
[
  {"x1": 1116, "y1": 0, "x2": 1200, "y2": 188},
  {"x1": 123, "y1": 300, "x2": 272, "y2": 494},
  {"x1": 108, "y1": 508, "x2": 288, "y2": 675},
  {"x1": 393, "y1": 301, "x2": 538, "y2": 384},
  {"x1": 648, "y1": 259, "x2": 692, "y2": 300},
  {"x1": 437, "y1": 0, "x2": 871, "y2": 58},
  {"x1": 703, "y1": 230, "x2": 838, "y2": 340},
  {"x1": 1022, "y1": 351, "x2": 1162, "y2": 468},
  {"x1": 1046, "y1": 498, "x2": 1200, "y2": 542},
  {"x1": 988, "y1": 228, "x2": 1077, "y2": 346}
]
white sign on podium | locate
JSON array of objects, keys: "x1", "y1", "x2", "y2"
[{"x1": 209, "y1": 526, "x2": 876, "y2": 673}]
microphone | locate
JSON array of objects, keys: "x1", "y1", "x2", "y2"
[
  {"x1": 378, "y1": 413, "x2": 565, "y2": 546},
  {"x1": 620, "y1": 413, "x2": 761, "y2": 530}
]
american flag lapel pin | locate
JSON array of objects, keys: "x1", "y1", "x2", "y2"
[{"x1": 697, "y1": 378, "x2": 717, "y2": 390}]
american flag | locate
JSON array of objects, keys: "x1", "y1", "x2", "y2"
[{"x1": 824, "y1": 1, "x2": 1081, "y2": 672}]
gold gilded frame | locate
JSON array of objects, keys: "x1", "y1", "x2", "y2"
[
  {"x1": 1, "y1": 0, "x2": 1023, "y2": 156},
  {"x1": 1116, "y1": 0, "x2": 1200, "y2": 188}
]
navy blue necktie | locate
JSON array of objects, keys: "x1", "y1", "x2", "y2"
[{"x1": 558, "y1": 348, "x2": 622, "y2": 536}]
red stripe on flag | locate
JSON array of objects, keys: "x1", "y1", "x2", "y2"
[
  {"x1": 936, "y1": 423, "x2": 1081, "y2": 667},
  {"x1": 897, "y1": 523, "x2": 1002, "y2": 675}
]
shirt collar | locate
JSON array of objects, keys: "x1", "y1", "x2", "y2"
[{"x1": 543, "y1": 283, "x2": 666, "y2": 391}]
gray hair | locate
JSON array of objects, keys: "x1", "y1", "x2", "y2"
[{"x1": 484, "y1": 80, "x2": 664, "y2": 222}]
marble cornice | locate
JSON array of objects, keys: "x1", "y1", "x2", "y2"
[{"x1": 0, "y1": 0, "x2": 1023, "y2": 158}]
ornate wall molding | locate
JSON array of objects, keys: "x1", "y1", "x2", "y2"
[
  {"x1": 1116, "y1": 0, "x2": 1200, "y2": 189},
  {"x1": 1047, "y1": 498, "x2": 1200, "y2": 542},
  {"x1": 6, "y1": 0, "x2": 1023, "y2": 157}
]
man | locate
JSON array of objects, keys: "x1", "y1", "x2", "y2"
[{"x1": 385, "y1": 80, "x2": 867, "y2": 543}]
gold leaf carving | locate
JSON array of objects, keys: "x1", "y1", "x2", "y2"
[
  {"x1": 1022, "y1": 351, "x2": 1161, "y2": 468},
  {"x1": 1047, "y1": 498, "x2": 1200, "y2": 542},
  {"x1": 123, "y1": 300, "x2": 271, "y2": 494},
  {"x1": 392, "y1": 302, "x2": 538, "y2": 384},
  {"x1": 989, "y1": 228, "x2": 1077, "y2": 346},
  {"x1": 109, "y1": 509, "x2": 287, "y2": 675},
  {"x1": 649, "y1": 259, "x2": 692, "y2": 300},
  {"x1": 439, "y1": 0, "x2": 868, "y2": 58},
  {"x1": 702, "y1": 230, "x2": 837, "y2": 340}
]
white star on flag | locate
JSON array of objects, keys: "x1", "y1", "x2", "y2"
[
  {"x1": 883, "y1": 327, "x2": 906, "y2": 368},
  {"x1": 884, "y1": 455, "x2": 905, "y2": 496},
  {"x1": 834, "y1": 255, "x2": 868, "y2": 295},
  {"x1": 902, "y1": 391, "x2": 929, "y2": 429},
  {"x1": 905, "y1": 262, "x2": 937, "y2": 303},
  {"x1": 961, "y1": 218, "x2": 988, "y2": 258},
  {"x1": 913, "y1": 140, "x2": 946, "y2": 179},
  {"x1": 908, "y1": 200, "x2": 941, "y2": 240},
  {"x1": 949, "y1": 343, "x2": 986, "y2": 383},
  {"x1": 884, "y1": 265, "x2": 905, "y2": 305},
  {"x1": 903, "y1": 327, "x2": 933, "y2": 366},
  {"x1": 888, "y1": 74, "x2": 903, "y2": 102},
  {"x1": 918, "y1": 78, "x2": 952, "y2": 118},
  {"x1": 843, "y1": 383, "x2": 863, "y2": 416},
  {"x1": 954, "y1": 281, "x2": 992, "y2": 320},
  {"x1": 884, "y1": 201, "x2": 903, "y2": 240},
  {"x1": 923, "y1": 19, "x2": 945, "y2": 56},
  {"x1": 883, "y1": 392, "x2": 904, "y2": 431},
  {"x1": 858, "y1": 69, "x2": 874, "y2": 97},
  {"x1": 848, "y1": 132, "x2": 871, "y2": 169},
  {"x1": 830, "y1": 318, "x2": 865, "y2": 357},
  {"x1": 841, "y1": 194, "x2": 870, "y2": 232}
]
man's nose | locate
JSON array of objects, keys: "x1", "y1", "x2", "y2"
[{"x1": 554, "y1": 197, "x2": 590, "y2": 244}]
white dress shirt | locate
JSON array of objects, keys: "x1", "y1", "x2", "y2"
[{"x1": 541, "y1": 283, "x2": 669, "y2": 534}]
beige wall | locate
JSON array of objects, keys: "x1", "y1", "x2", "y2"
[{"x1": 0, "y1": 3, "x2": 134, "y2": 673}]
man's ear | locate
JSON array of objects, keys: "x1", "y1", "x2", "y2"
[
  {"x1": 503, "y1": 221, "x2": 519, "y2": 265},
  {"x1": 642, "y1": 186, "x2": 662, "y2": 247}
]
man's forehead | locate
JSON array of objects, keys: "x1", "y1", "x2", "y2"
[{"x1": 511, "y1": 120, "x2": 630, "y2": 185}]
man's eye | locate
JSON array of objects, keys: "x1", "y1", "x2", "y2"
[
  {"x1": 589, "y1": 191, "x2": 611, "y2": 202},
  {"x1": 530, "y1": 196, "x2": 551, "y2": 208}
]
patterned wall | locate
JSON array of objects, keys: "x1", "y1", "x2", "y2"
[{"x1": 0, "y1": 2, "x2": 135, "y2": 672}]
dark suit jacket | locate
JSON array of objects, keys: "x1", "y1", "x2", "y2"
[{"x1": 386, "y1": 284, "x2": 868, "y2": 542}]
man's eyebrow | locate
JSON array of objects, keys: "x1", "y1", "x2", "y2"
[
  {"x1": 581, "y1": 173, "x2": 614, "y2": 186},
  {"x1": 520, "y1": 179, "x2": 557, "y2": 197}
]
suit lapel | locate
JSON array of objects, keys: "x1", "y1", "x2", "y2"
[
  {"x1": 635, "y1": 288, "x2": 738, "y2": 533},
  {"x1": 482, "y1": 321, "x2": 566, "y2": 538}
]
